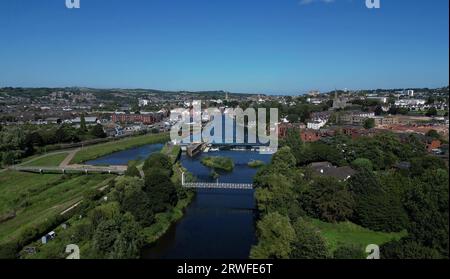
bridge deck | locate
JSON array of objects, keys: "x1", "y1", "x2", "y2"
[
  {"x1": 11, "y1": 165, "x2": 127, "y2": 175},
  {"x1": 183, "y1": 182, "x2": 253, "y2": 190}
]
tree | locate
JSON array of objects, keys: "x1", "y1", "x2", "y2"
[
  {"x1": 93, "y1": 213, "x2": 144, "y2": 259},
  {"x1": 300, "y1": 176, "x2": 354, "y2": 223},
  {"x1": 91, "y1": 124, "x2": 106, "y2": 138},
  {"x1": 143, "y1": 168, "x2": 178, "y2": 212},
  {"x1": 403, "y1": 169, "x2": 449, "y2": 257},
  {"x1": 93, "y1": 219, "x2": 120, "y2": 256},
  {"x1": 425, "y1": 129, "x2": 441, "y2": 140},
  {"x1": 121, "y1": 186, "x2": 155, "y2": 226},
  {"x1": 410, "y1": 155, "x2": 446, "y2": 177},
  {"x1": 110, "y1": 213, "x2": 144, "y2": 259},
  {"x1": 125, "y1": 162, "x2": 140, "y2": 178},
  {"x1": 381, "y1": 239, "x2": 442, "y2": 259},
  {"x1": 333, "y1": 244, "x2": 366, "y2": 259},
  {"x1": 290, "y1": 219, "x2": 329, "y2": 259},
  {"x1": 283, "y1": 128, "x2": 303, "y2": 165},
  {"x1": 271, "y1": 146, "x2": 296, "y2": 169},
  {"x1": 349, "y1": 169, "x2": 409, "y2": 232},
  {"x1": 254, "y1": 174, "x2": 300, "y2": 220},
  {"x1": 425, "y1": 107, "x2": 438, "y2": 117},
  {"x1": 80, "y1": 114, "x2": 87, "y2": 133},
  {"x1": 143, "y1": 153, "x2": 172, "y2": 173},
  {"x1": 363, "y1": 118, "x2": 375, "y2": 129},
  {"x1": 25, "y1": 131, "x2": 44, "y2": 146},
  {"x1": 250, "y1": 213, "x2": 296, "y2": 259},
  {"x1": 286, "y1": 114, "x2": 299, "y2": 123},
  {"x1": 55, "y1": 124, "x2": 80, "y2": 143},
  {"x1": 351, "y1": 158, "x2": 373, "y2": 171},
  {"x1": 88, "y1": 202, "x2": 121, "y2": 229},
  {"x1": 143, "y1": 167, "x2": 172, "y2": 190},
  {"x1": 0, "y1": 242, "x2": 18, "y2": 259}
]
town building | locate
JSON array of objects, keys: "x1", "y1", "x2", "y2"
[
  {"x1": 111, "y1": 112, "x2": 161, "y2": 124},
  {"x1": 340, "y1": 112, "x2": 375, "y2": 125}
]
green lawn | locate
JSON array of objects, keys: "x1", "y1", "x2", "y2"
[
  {"x1": 71, "y1": 133, "x2": 169, "y2": 164},
  {"x1": 0, "y1": 171, "x2": 113, "y2": 244},
  {"x1": 21, "y1": 153, "x2": 69, "y2": 167},
  {"x1": 310, "y1": 219, "x2": 407, "y2": 252}
]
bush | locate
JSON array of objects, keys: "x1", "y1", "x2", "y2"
[
  {"x1": 381, "y1": 239, "x2": 443, "y2": 259},
  {"x1": 125, "y1": 163, "x2": 140, "y2": 178},
  {"x1": 333, "y1": 244, "x2": 366, "y2": 259},
  {"x1": 290, "y1": 219, "x2": 329, "y2": 259},
  {"x1": 0, "y1": 242, "x2": 19, "y2": 259},
  {"x1": 351, "y1": 158, "x2": 373, "y2": 171},
  {"x1": 143, "y1": 153, "x2": 172, "y2": 173}
]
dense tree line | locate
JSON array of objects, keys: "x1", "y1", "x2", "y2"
[
  {"x1": 0, "y1": 122, "x2": 106, "y2": 166},
  {"x1": 251, "y1": 129, "x2": 449, "y2": 259}
]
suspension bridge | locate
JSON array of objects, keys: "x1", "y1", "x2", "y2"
[{"x1": 181, "y1": 172, "x2": 254, "y2": 190}]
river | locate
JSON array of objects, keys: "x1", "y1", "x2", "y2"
[{"x1": 86, "y1": 144, "x2": 271, "y2": 259}]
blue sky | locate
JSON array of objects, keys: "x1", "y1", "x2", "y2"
[{"x1": 0, "y1": 0, "x2": 448, "y2": 94}]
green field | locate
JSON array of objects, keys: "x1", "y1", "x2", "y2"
[
  {"x1": 71, "y1": 133, "x2": 170, "y2": 164},
  {"x1": 310, "y1": 219, "x2": 407, "y2": 252},
  {"x1": 21, "y1": 152, "x2": 69, "y2": 167},
  {"x1": 0, "y1": 171, "x2": 113, "y2": 244}
]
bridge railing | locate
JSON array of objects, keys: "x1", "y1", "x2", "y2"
[{"x1": 182, "y1": 182, "x2": 253, "y2": 190}]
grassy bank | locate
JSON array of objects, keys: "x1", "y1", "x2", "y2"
[
  {"x1": 142, "y1": 191, "x2": 194, "y2": 245},
  {"x1": 71, "y1": 133, "x2": 169, "y2": 164},
  {"x1": 248, "y1": 160, "x2": 265, "y2": 168},
  {"x1": 310, "y1": 219, "x2": 407, "y2": 253},
  {"x1": 161, "y1": 144, "x2": 181, "y2": 165},
  {"x1": 0, "y1": 171, "x2": 113, "y2": 244},
  {"x1": 201, "y1": 156, "x2": 234, "y2": 172},
  {"x1": 143, "y1": 161, "x2": 195, "y2": 245},
  {"x1": 21, "y1": 153, "x2": 69, "y2": 167}
]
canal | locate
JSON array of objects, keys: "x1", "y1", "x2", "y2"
[{"x1": 86, "y1": 144, "x2": 272, "y2": 259}]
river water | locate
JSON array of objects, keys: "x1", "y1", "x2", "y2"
[{"x1": 86, "y1": 144, "x2": 271, "y2": 259}]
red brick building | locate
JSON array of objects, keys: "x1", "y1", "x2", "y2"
[
  {"x1": 426, "y1": 139, "x2": 442, "y2": 152},
  {"x1": 112, "y1": 113, "x2": 159, "y2": 124},
  {"x1": 300, "y1": 130, "x2": 322, "y2": 142},
  {"x1": 278, "y1": 123, "x2": 335, "y2": 143}
]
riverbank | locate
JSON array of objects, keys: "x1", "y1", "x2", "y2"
[
  {"x1": 71, "y1": 133, "x2": 169, "y2": 164},
  {"x1": 143, "y1": 160, "x2": 194, "y2": 245},
  {"x1": 247, "y1": 160, "x2": 265, "y2": 168},
  {"x1": 142, "y1": 190, "x2": 195, "y2": 245}
]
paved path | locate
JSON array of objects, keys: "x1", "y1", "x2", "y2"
[{"x1": 59, "y1": 148, "x2": 81, "y2": 167}]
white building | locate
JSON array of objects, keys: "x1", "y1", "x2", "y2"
[
  {"x1": 138, "y1": 99, "x2": 150, "y2": 107},
  {"x1": 395, "y1": 99, "x2": 426, "y2": 108},
  {"x1": 307, "y1": 119, "x2": 327, "y2": 130},
  {"x1": 307, "y1": 98, "x2": 324, "y2": 105}
]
